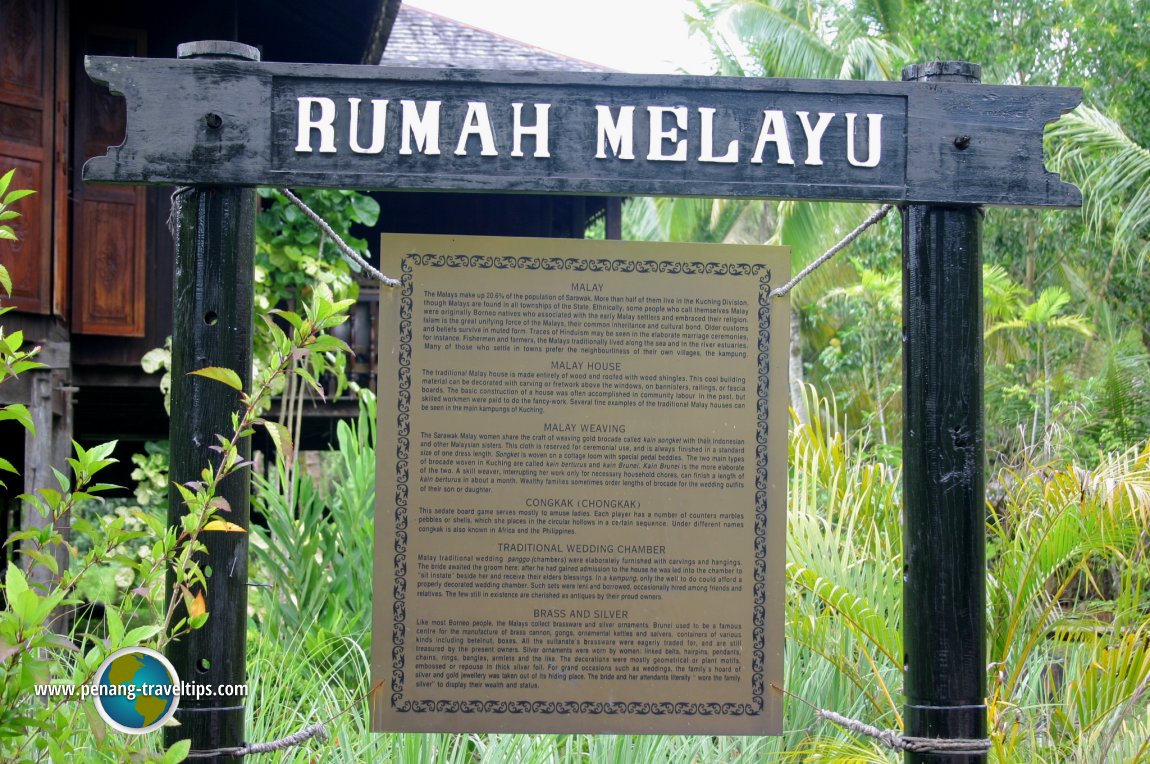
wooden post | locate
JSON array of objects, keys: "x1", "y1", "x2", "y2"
[
  {"x1": 20, "y1": 341, "x2": 74, "y2": 631},
  {"x1": 605, "y1": 197, "x2": 622, "y2": 240},
  {"x1": 901, "y1": 62, "x2": 987, "y2": 764},
  {"x1": 164, "y1": 40, "x2": 259, "y2": 763}
]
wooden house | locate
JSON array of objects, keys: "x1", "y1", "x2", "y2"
[{"x1": 0, "y1": 0, "x2": 617, "y2": 551}]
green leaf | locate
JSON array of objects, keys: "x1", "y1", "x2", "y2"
[
  {"x1": 21, "y1": 549, "x2": 58, "y2": 577},
  {"x1": 162, "y1": 740, "x2": 192, "y2": 764},
  {"x1": 259, "y1": 419, "x2": 294, "y2": 461},
  {"x1": 51, "y1": 466, "x2": 69, "y2": 493},
  {"x1": 174, "y1": 482, "x2": 197, "y2": 503},
  {"x1": 124, "y1": 624, "x2": 161, "y2": 646},
  {"x1": 4, "y1": 562, "x2": 29, "y2": 600},
  {"x1": 188, "y1": 366, "x2": 244, "y2": 391},
  {"x1": 0, "y1": 226, "x2": 16, "y2": 241},
  {"x1": 0, "y1": 404, "x2": 34, "y2": 434},
  {"x1": 105, "y1": 606, "x2": 125, "y2": 647},
  {"x1": 12, "y1": 588, "x2": 42, "y2": 627},
  {"x1": 86, "y1": 439, "x2": 119, "y2": 464},
  {"x1": 0, "y1": 210, "x2": 19, "y2": 221},
  {"x1": 0, "y1": 169, "x2": 13, "y2": 199},
  {"x1": 351, "y1": 192, "x2": 381, "y2": 225},
  {"x1": 0, "y1": 457, "x2": 17, "y2": 475},
  {"x1": 140, "y1": 345, "x2": 170, "y2": 374},
  {"x1": 0, "y1": 263, "x2": 10, "y2": 296},
  {"x1": 2, "y1": 188, "x2": 35, "y2": 205},
  {"x1": 268, "y1": 308, "x2": 305, "y2": 332},
  {"x1": 9, "y1": 359, "x2": 45, "y2": 375}
]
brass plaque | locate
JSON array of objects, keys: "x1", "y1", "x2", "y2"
[{"x1": 371, "y1": 235, "x2": 789, "y2": 735}]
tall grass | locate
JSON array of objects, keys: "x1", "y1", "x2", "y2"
[{"x1": 249, "y1": 392, "x2": 376, "y2": 645}]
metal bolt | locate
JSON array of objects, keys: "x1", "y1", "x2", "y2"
[
  {"x1": 954, "y1": 135, "x2": 972, "y2": 150},
  {"x1": 205, "y1": 112, "x2": 224, "y2": 130}
]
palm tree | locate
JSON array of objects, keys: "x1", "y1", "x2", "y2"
[{"x1": 986, "y1": 287, "x2": 1093, "y2": 458}]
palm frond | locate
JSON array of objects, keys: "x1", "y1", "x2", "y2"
[
  {"x1": 1063, "y1": 629, "x2": 1150, "y2": 756},
  {"x1": 1080, "y1": 441, "x2": 1150, "y2": 522},
  {"x1": 787, "y1": 562, "x2": 902, "y2": 669},
  {"x1": 838, "y1": 35, "x2": 907, "y2": 81},
  {"x1": 717, "y1": 0, "x2": 842, "y2": 79},
  {"x1": 858, "y1": 0, "x2": 906, "y2": 39},
  {"x1": 620, "y1": 197, "x2": 663, "y2": 241},
  {"x1": 1047, "y1": 106, "x2": 1150, "y2": 266},
  {"x1": 686, "y1": 0, "x2": 746, "y2": 76}
]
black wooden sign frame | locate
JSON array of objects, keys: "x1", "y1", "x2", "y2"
[{"x1": 84, "y1": 57, "x2": 1080, "y2": 208}]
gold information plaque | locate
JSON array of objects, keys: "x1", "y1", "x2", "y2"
[{"x1": 371, "y1": 235, "x2": 789, "y2": 735}]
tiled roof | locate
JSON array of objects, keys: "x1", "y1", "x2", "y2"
[{"x1": 379, "y1": 5, "x2": 612, "y2": 72}]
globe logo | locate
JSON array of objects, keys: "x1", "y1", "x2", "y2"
[{"x1": 92, "y1": 647, "x2": 180, "y2": 734}]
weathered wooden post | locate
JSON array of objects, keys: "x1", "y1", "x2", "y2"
[
  {"x1": 901, "y1": 61, "x2": 987, "y2": 763},
  {"x1": 164, "y1": 40, "x2": 259, "y2": 763}
]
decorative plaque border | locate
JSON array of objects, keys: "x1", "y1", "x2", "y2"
[{"x1": 390, "y1": 253, "x2": 772, "y2": 717}]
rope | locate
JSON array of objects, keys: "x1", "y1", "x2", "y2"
[
  {"x1": 279, "y1": 188, "x2": 400, "y2": 287},
  {"x1": 186, "y1": 190, "x2": 889, "y2": 296},
  {"x1": 816, "y1": 708, "x2": 992, "y2": 755},
  {"x1": 178, "y1": 680, "x2": 385, "y2": 759},
  {"x1": 167, "y1": 186, "x2": 194, "y2": 243},
  {"x1": 769, "y1": 203, "x2": 894, "y2": 298},
  {"x1": 182, "y1": 722, "x2": 327, "y2": 758},
  {"x1": 772, "y1": 684, "x2": 991, "y2": 755}
]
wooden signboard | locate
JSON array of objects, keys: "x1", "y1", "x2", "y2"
[
  {"x1": 371, "y1": 235, "x2": 789, "y2": 734},
  {"x1": 83, "y1": 57, "x2": 1080, "y2": 207}
]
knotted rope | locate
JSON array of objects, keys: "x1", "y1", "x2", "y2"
[{"x1": 182, "y1": 722, "x2": 328, "y2": 758}]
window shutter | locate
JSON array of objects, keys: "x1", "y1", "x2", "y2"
[{"x1": 70, "y1": 28, "x2": 147, "y2": 336}]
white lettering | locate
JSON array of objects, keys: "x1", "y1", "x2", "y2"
[
  {"x1": 750, "y1": 110, "x2": 795, "y2": 165},
  {"x1": 647, "y1": 106, "x2": 688, "y2": 162},
  {"x1": 796, "y1": 111, "x2": 834, "y2": 166},
  {"x1": 511, "y1": 103, "x2": 551, "y2": 158},
  {"x1": 455, "y1": 101, "x2": 499, "y2": 157},
  {"x1": 295, "y1": 97, "x2": 336, "y2": 153},
  {"x1": 595, "y1": 105, "x2": 635, "y2": 160},
  {"x1": 400, "y1": 100, "x2": 442, "y2": 156},
  {"x1": 846, "y1": 113, "x2": 883, "y2": 168},
  {"x1": 348, "y1": 98, "x2": 388, "y2": 154},
  {"x1": 698, "y1": 107, "x2": 738, "y2": 164}
]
